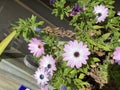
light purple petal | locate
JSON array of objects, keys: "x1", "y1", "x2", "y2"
[
  {"x1": 28, "y1": 38, "x2": 44, "y2": 57},
  {"x1": 62, "y1": 40, "x2": 90, "y2": 69},
  {"x1": 113, "y1": 46, "x2": 120, "y2": 65},
  {"x1": 94, "y1": 4, "x2": 108, "y2": 23}
]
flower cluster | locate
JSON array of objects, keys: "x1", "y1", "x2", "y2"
[
  {"x1": 12, "y1": 0, "x2": 120, "y2": 89},
  {"x1": 28, "y1": 38, "x2": 57, "y2": 89},
  {"x1": 28, "y1": 38, "x2": 90, "y2": 89}
]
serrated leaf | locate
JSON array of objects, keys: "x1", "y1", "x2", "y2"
[
  {"x1": 79, "y1": 73, "x2": 85, "y2": 79},
  {"x1": 93, "y1": 57, "x2": 100, "y2": 62},
  {"x1": 74, "y1": 79, "x2": 82, "y2": 83},
  {"x1": 100, "y1": 33, "x2": 111, "y2": 41},
  {"x1": 70, "y1": 69, "x2": 77, "y2": 78},
  {"x1": 93, "y1": 25, "x2": 103, "y2": 29},
  {"x1": 63, "y1": 67, "x2": 72, "y2": 75},
  {"x1": 38, "y1": 21, "x2": 44, "y2": 26},
  {"x1": 87, "y1": 39, "x2": 111, "y2": 51}
]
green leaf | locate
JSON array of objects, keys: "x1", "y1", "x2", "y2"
[
  {"x1": 79, "y1": 73, "x2": 85, "y2": 79},
  {"x1": 79, "y1": 65, "x2": 88, "y2": 73},
  {"x1": 100, "y1": 33, "x2": 111, "y2": 41},
  {"x1": 60, "y1": 13, "x2": 64, "y2": 20},
  {"x1": 87, "y1": 38, "x2": 111, "y2": 51},
  {"x1": 69, "y1": 69, "x2": 77, "y2": 78},
  {"x1": 63, "y1": 67, "x2": 72, "y2": 75},
  {"x1": 37, "y1": 21, "x2": 44, "y2": 26},
  {"x1": 93, "y1": 57, "x2": 100, "y2": 62},
  {"x1": 74, "y1": 79, "x2": 82, "y2": 83},
  {"x1": 93, "y1": 25, "x2": 103, "y2": 29},
  {"x1": 66, "y1": 78, "x2": 71, "y2": 84}
]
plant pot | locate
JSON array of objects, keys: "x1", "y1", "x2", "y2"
[{"x1": 23, "y1": 54, "x2": 39, "y2": 70}]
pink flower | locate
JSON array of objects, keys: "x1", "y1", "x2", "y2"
[
  {"x1": 117, "y1": 12, "x2": 120, "y2": 16},
  {"x1": 28, "y1": 38, "x2": 44, "y2": 57},
  {"x1": 62, "y1": 40, "x2": 90, "y2": 69},
  {"x1": 40, "y1": 55, "x2": 57, "y2": 76},
  {"x1": 94, "y1": 5, "x2": 108, "y2": 23},
  {"x1": 34, "y1": 68, "x2": 49, "y2": 85},
  {"x1": 113, "y1": 47, "x2": 120, "y2": 65},
  {"x1": 40, "y1": 86, "x2": 49, "y2": 90}
]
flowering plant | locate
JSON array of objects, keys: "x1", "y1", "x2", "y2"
[{"x1": 12, "y1": 0, "x2": 120, "y2": 89}]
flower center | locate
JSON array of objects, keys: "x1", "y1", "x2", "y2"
[
  {"x1": 75, "y1": 9, "x2": 79, "y2": 12},
  {"x1": 98, "y1": 13, "x2": 102, "y2": 17},
  {"x1": 38, "y1": 45, "x2": 42, "y2": 49},
  {"x1": 39, "y1": 74, "x2": 44, "y2": 79},
  {"x1": 74, "y1": 52, "x2": 80, "y2": 57},
  {"x1": 47, "y1": 64, "x2": 51, "y2": 69}
]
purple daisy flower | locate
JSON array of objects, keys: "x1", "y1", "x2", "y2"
[
  {"x1": 40, "y1": 55, "x2": 57, "y2": 76},
  {"x1": 62, "y1": 40, "x2": 90, "y2": 69},
  {"x1": 60, "y1": 86, "x2": 67, "y2": 90},
  {"x1": 34, "y1": 27, "x2": 41, "y2": 32},
  {"x1": 113, "y1": 47, "x2": 120, "y2": 65},
  {"x1": 34, "y1": 68, "x2": 49, "y2": 85},
  {"x1": 94, "y1": 5, "x2": 108, "y2": 23},
  {"x1": 70, "y1": 4, "x2": 85, "y2": 16},
  {"x1": 28, "y1": 38, "x2": 44, "y2": 57},
  {"x1": 49, "y1": 0, "x2": 56, "y2": 5},
  {"x1": 117, "y1": 12, "x2": 120, "y2": 16}
]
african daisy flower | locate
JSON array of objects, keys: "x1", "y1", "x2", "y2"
[
  {"x1": 40, "y1": 55, "x2": 57, "y2": 76},
  {"x1": 70, "y1": 3, "x2": 85, "y2": 16},
  {"x1": 113, "y1": 47, "x2": 120, "y2": 65},
  {"x1": 60, "y1": 86, "x2": 67, "y2": 90},
  {"x1": 94, "y1": 5, "x2": 108, "y2": 23},
  {"x1": 34, "y1": 68, "x2": 49, "y2": 85},
  {"x1": 62, "y1": 40, "x2": 90, "y2": 69},
  {"x1": 28, "y1": 38, "x2": 44, "y2": 57},
  {"x1": 40, "y1": 86, "x2": 49, "y2": 90},
  {"x1": 49, "y1": 0, "x2": 56, "y2": 5}
]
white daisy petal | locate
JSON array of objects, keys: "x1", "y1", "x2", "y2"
[
  {"x1": 40, "y1": 55, "x2": 57, "y2": 76},
  {"x1": 62, "y1": 40, "x2": 90, "y2": 69},
  {"x1": 34, "y1": 68, "x2": 49, "y2": 85},
  {"x1": 94, "y1": 5, "x2": 108, "y2": 23}
]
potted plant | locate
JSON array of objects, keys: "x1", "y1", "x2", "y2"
[{"x1": 12, "y1": 0, "x2": 120, "y2": 89}]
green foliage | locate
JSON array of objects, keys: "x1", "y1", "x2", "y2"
[
  {"x1": 12, "y1": 15, "x2": 44, "y2": 41},
  {"x1": 51, "y1": 61, "x2": 89, "y2": 89},
  {"x1": 50, "y1": 0, "x2": 120, "y2": 89},
  {"x1": 52, "y1": 0, "x2": 71, "y2": 20},
  {"x1": 11, "y1": 0, "x2": 120, "y2": 89},
  {"x1": 106, "y1": 63, "x2": 120, "y2": 86},
  {"x1": 42, "y1": 34, "x2": 61, "y2": 56},
  {"x1": 98, "y1": 60, "x2": 110, "y2": 84}
]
